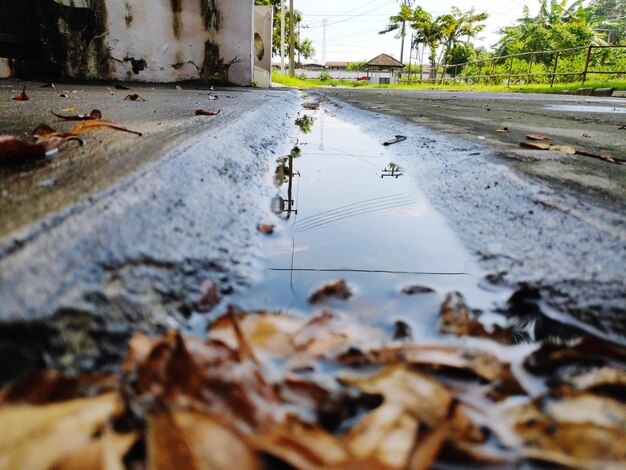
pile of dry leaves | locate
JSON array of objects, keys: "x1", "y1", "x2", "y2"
[{"x1": 1, "y1": 288, "x2": 625, "y2": 470}]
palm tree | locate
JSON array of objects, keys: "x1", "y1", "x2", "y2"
[
  {"x1": 410, "y1": 6, "x2": 443, "y2": 80},
  {"x1": 379, "y1": 0, "x2": 415, "y2": 63}
]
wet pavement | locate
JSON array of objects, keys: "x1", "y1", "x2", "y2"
[
  {"x1": 1, "y1": 81, "x2": 625, "y2": 383},
  {"x1": 305, "y1": 91, "x2": 625, "y2": 346}
]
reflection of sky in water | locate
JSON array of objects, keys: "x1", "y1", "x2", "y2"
[
  {"x1": 545, "y1": 104, "x2": 626, "y2": 114},
  {"x1": 228, "y1": 109, "x2": 511, "y2": 335}
]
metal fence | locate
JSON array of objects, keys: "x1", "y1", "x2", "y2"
[{"x1": 401, "y1": 45, "x2": 626, "y2": 87}]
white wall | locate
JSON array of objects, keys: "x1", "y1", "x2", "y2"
[
  {"x1": 253, "y1": 5, "x2": 272, "y2": 88},
  {"x1": 6, "y1": 0, "x2": 254, "y2": 85}
]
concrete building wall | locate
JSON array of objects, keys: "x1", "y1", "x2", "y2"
[
  {"x1": 253, "y1": 5, "x2": 272, "y2": 88},
  {"x1": 0, "y1": 0, "x2": 254, "y2": 86}
]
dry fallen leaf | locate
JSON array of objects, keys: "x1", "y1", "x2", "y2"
[
  {"x1": 147, "y1": 410, "x2": 258, "y2": 470},
  {"x1": 0, "y1": 393, "x2": 120, "y2": 470},
  {"x1": 251, "y1": 417, "x2": 352, "y2": 469},
  {"x1": 520, "y1": 141, "x2": 551, "y2": 150},
  {"x1": 496, "y1": 127, "x2": 510, "y2": 133},
  {"x1": 12, "y1": 85, "x2": 29, "y2": 101},
  {"x1": 195, "y1": 109, "x2": 221, "y2": 116},
  {"x1": 257, "y1": 223, "x2": 275, "y2": 234},
  {"x1": 309, "y1": 279, "x2": 352, "y2": 303},
  {"x1": 123, "y1": 331, "x2": 281, "y2": 428},
  {"x1": 0, "y1": 132, "x2": 83, "y2": 164},
  {"x1": 495, "y1": 393, "x2": 626, "y2": 469},
  {"x1": 53, "y1": 428, "x2": 137, "y2": 470},
  {"x1": 526, "y1": 134, "x2": 552, "y2": 141},
  {"x1": 549, "y1": 144, "x2": 576, "y2": 154},
  {"x1": 51, "y1": 109, "x2": 103, "y2": 121},
  {"x1": 124, "y1": 93, "x2": 146, "y2": 101},
  {"x1": 439, "y1": 292, "x2": 511, "y2": 343},
  {"x1": 71, "y1": 119, "x2": 142, "y2": 136},
  {"x1": 0, "y1": 370, "x2": 118, "y2": 405},
  {"x1": 41, "y1": 82, "x2": 55, "y2": 88}
]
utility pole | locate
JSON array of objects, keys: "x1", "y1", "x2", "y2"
[
  {"x1": 280, "y1": 0, "x2": 285, "y2": 73},
  {"x1": 289, "y1": 0, "x2": 295, "y2": 76},
  {"x1": 322, "y1": 19, "x2": 327, "y2": 67}
]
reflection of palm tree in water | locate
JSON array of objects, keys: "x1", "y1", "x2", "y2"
[{"x1": 271, "y1": 148, "x2": 300, "y2": 220}]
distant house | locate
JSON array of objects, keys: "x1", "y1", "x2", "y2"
[
  {"x1": 325, "y1": 61, "x2": 348, "y2": 70},
  {"x1": 364, "y1": 54, "x2": 404, "y2": 85},
  {"x1": 303, "y1": 63, "x2": 325, "y2": 71}
]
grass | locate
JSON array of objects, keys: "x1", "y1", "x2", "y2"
[{"x1": 272, "y1": 71, "x2": 625, "y2": 95}]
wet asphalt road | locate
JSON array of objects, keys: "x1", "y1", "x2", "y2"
[
  {"x1": 0, "y1": 81, "x2": 624, "y2": 381},
  {"x1": 316, "y1": 87, "x2": 626, "y2": 345},
  {"x1": 321, "y1": 88, "x2": 626, "y2": 202}
]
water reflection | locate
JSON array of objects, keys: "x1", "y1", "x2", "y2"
[
  {"x1": 230, "y1": 108, "x2": 511, "y2": 337},
  {"x1": 271, "y1": 146, "x2": 300, "y2": 220},
  {"x1": 381, "y1": 162, "x2": 404, "y2": 179},
  {"x1": 295, "y1": 114, "x2": 315, "y2": 134}
]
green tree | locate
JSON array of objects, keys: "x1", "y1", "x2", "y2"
[
  {"x1": 437, "y1": 8, "x2": 488, "y2": 68},
  {"x1": 494, "y1": 0, "x2": 600, "y2": 56},
  {"x1": 410, "y1": 6, "x2": 443, "y2": 79},
  {"x1": 379, "y1": 1, "x2": 415, "y2": 63},
  {"x1": 255, "y1": 0, "x2": 315, "y2": 61},
  {"x1": 590, "y1": 0, "x2": 626, "y2": 44},
  {"x1": 347, "y1": 61, "x2": 367, "y2": 71}
]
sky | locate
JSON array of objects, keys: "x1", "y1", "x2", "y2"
[{"x1": 289, "y1": 0, "x2": 544, "y2": 64}]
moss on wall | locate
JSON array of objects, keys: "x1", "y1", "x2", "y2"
[{"x1": 38, "y1": 0, "x2": 111, "y2": 79}]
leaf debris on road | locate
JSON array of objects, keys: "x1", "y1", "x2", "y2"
[
  {"x1": 195, "y1": 109, "x2": 221, "y2": 116},
  {"x1": 1, "y1": 293, "x2": 624, "y2": 469},
  {"x1": 11, "y1": 85, "x2": 29, "y2": 101},
  {"x1": 124, "y1": 93, "x2": 146, "y2": 101}
]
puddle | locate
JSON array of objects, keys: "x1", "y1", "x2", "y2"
[
  {"x1": 217, "y1": 108, "x2": 514, "y2": 339},
  {"x1": 545, "y1": 104, "x2": 626, "y2": 114}
]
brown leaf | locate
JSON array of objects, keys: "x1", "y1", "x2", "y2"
[
  {"x1": 147, "y1": 410, "x2": 259, "y2": 470},
  {"x1": 408, "y1": 419, "x2": 452, "y2": 470},
  {"x1": 340, "y1": 365, "x2": 453, "y2": 428},
  {"x1": 71, "y1": 119, "x2": 142, "y2": 136},
  {"x1": 123, "y1": 331, "x2": 281, "y2": 428},
  {"x1": 12, "y1": 85, "x2": 29, "y2": 101},
  {"x1": 0, "y1": 393, "x2": 120, "y2": 469},
  {"x1": 198, "y1": 281, "x2": 221, "y2": 313},
  {"x1": 124, "y1": 94, "x2": 146, "y2": 101},
  {"x1": 51, "y1": 109, "x2": 103, "y2": 121},
  {"x1": 346, "y1": 402, "x2": 419, "y2": 468},
  {"x1": 52, "y1": 428, "x2": 137, "y2": 470},
  {"x1": 257, "y1": 223, "x2": 275, "y2": 234},
  {"x1": 0, "y1": 370, "x2": 119, "y2": 405},
  {"x1": 0, "y1": 135, "x2": 48, "y2": 162},
  {"x1": 341, "y1": 343, "x2": 522, "y2": 392},
  {"x1": 526, "y1": 134, "x2": 552, "y2": 141},
  {"x1": 249, "y1": 416, "x2": 350, "y2": 469},
  {"x1": 496, "y1": 127, "x2": 510, "y2": 133},
  {"x1": 495, "y1": 394, "x2": 626, "y2": 469},
  {"x1": 210, "y1": 311, "x2": 306, "y2": 358},
  {"x1": 41, "y1": 82, "x2": 56, "y2": 88},
  {"x1": 309, "y1": 279, "x2": 352, "y2": 303},
  {"x1": 520, "y1": 141, "x2": 551, "y2": 150},
  {"x1": 549, "y1": 144, "x2": 576, "y2": 154},
  {"x1": 195, "y1": 108, "x2": 221, "y2": 116},
  {"x1": 439, "y1": 292, "x2": 511, "y2": 343}
]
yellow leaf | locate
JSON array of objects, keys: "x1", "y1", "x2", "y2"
[{"x1": 0, "y1": 393, "x2": 120, "y2": 470}]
